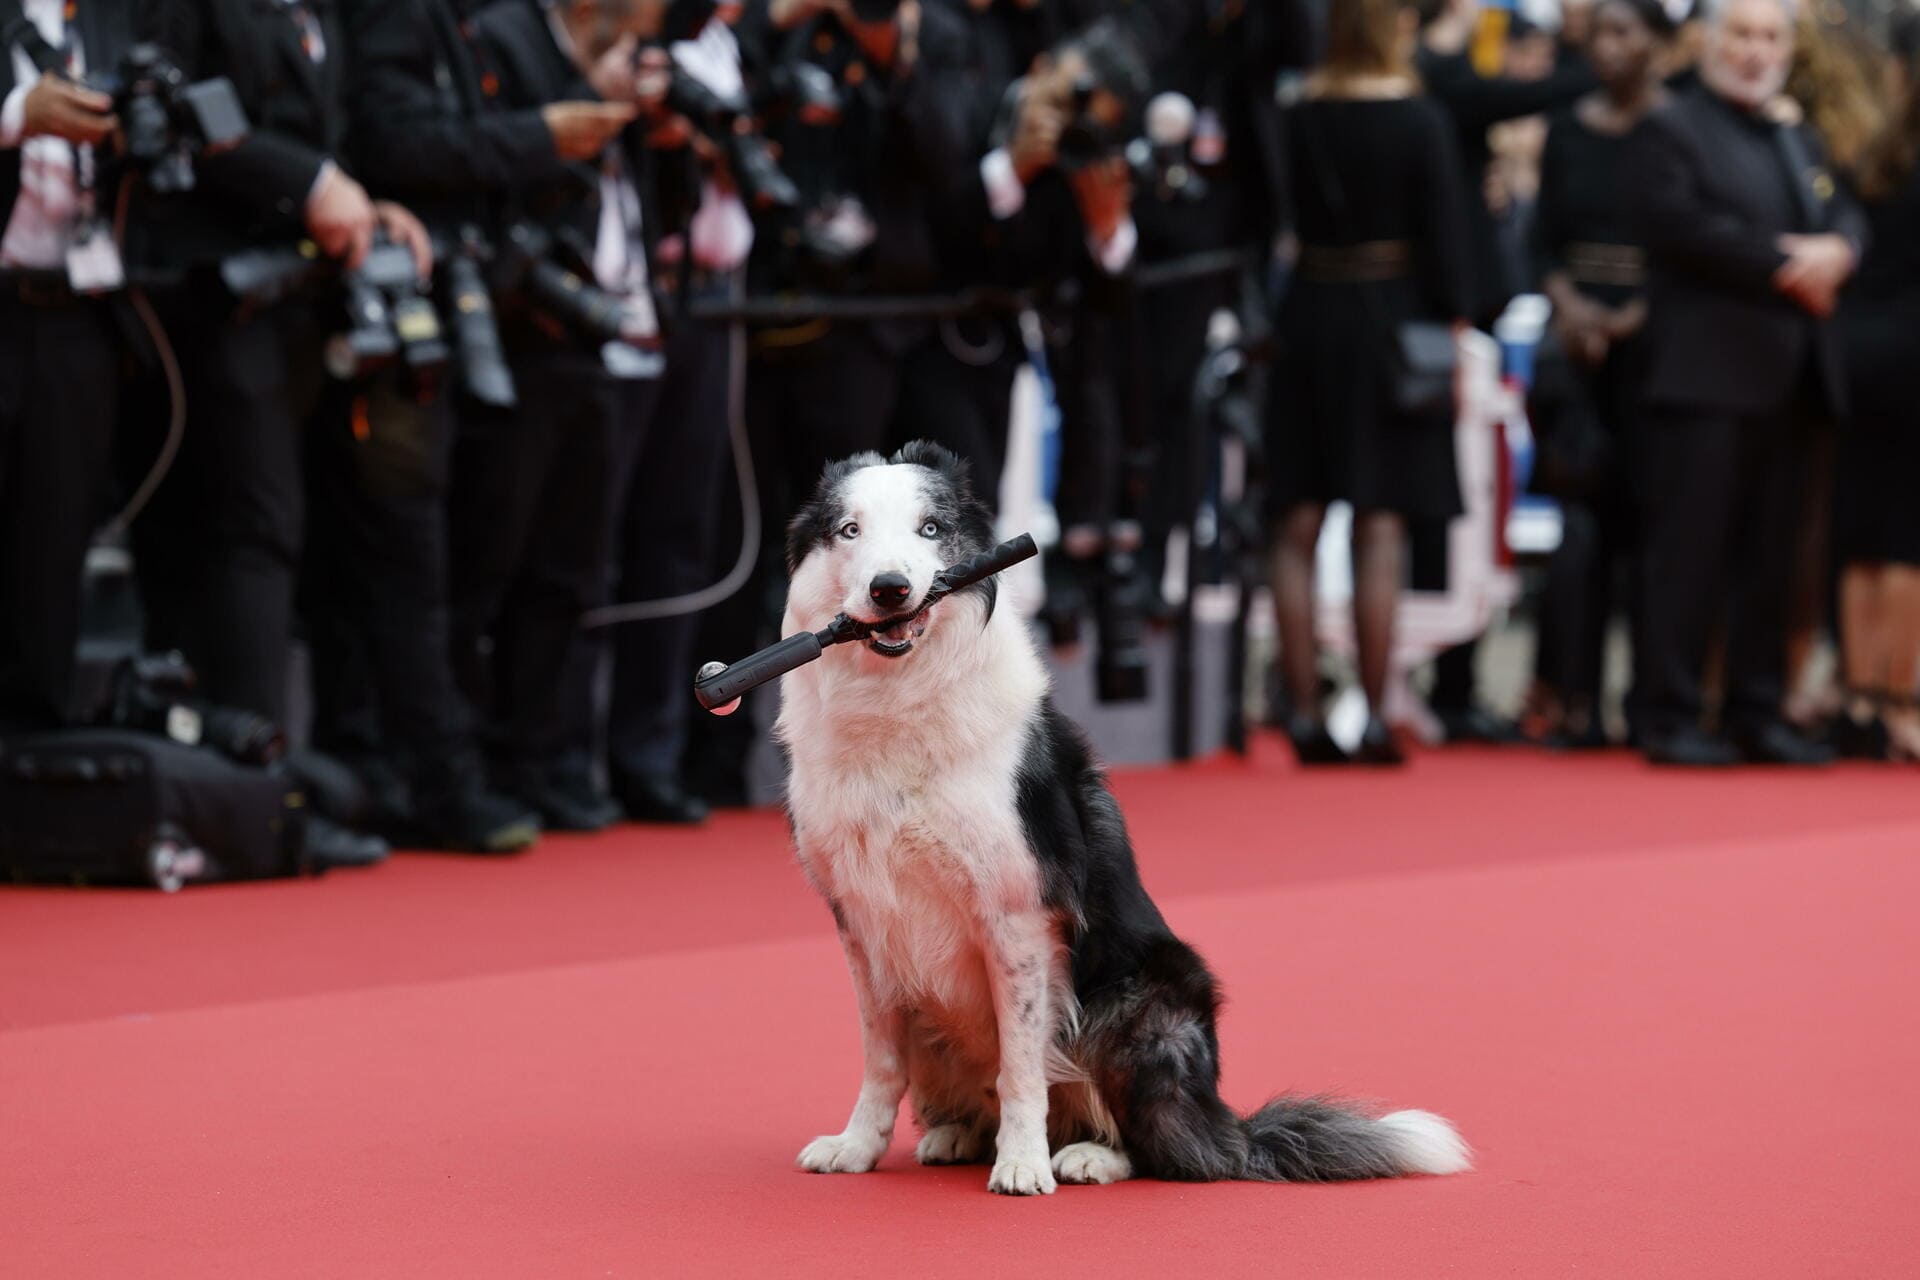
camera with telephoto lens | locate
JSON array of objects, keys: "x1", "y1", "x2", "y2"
[
  {"x1": 662, "y1": 65, "x2": 801, "y2": 213},
  {"x1": 497, "y1": 221, "x2": 655, "y2": 347},
  {"x1": 99, "y1": 44, "x2": 249, "y2": 194},
  {"x1": 104, "y1": 654, "x2": 288, "y2": 768},
  {"x1": 323, "y1": 231, "x2": 449, "y2": 385},
  {"x1": 440, "y1": 227, "x2": 517, "y2": 409}
]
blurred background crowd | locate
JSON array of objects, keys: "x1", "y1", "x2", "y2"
[{"x1": 1, "y1": 0, "x2": 1917, "y2": 880}]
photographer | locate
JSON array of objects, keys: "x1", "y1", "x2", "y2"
[
  {"x1": 124, "y1": 0, "x2": 439, "y2": 866},
  {"x1": 294, "y1": 0, "x2": 644, "y2": 852},
  {"x1": 560, "y1": 0, "x2": 753, "y2": 826},
  {"x1": 454, "y1": 0, "x2": 686, "y2": 830},
  {"x1": 0, "y1": 1, "x2": 127, "y2": 735},
  {"x1": 946, "y1": 18, "x2": 1143, "y2": 642}
]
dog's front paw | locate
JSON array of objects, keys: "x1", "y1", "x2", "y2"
[
  {"x1": 1051, "y1": 1142, "x2": 1133, "y2": 1185},
  {"x1": 987, "y1": 1148, "x2": 1057, "y2": 1196},
  {"x1": 916, "y1": 1124, "x2": 987, "y2": 1165},
  {"x1": 797, "y1": 1130, "x2": 888, "y2": 1174}
]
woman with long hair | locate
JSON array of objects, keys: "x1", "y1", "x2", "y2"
[
  {"x1": 1267, "y1": 0, "x2": 1472, "y2": 764},
  {"x1": 1523, "y1": 0, "x2": 1674, "y2": 748},
  {"x1": 1830, "y1": 14, "x2": 1920, "y2": 761}
]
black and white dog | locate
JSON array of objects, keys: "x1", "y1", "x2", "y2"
[{"x1": 776, "y1": 443, "x2": 1469, "y2": 1195}]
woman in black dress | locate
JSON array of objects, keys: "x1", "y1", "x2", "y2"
[
  {"x1": 1267, "y1": 0, "x2": 1472, "y2": 765},
  {"x1": 1524, "y1": 0, "x2": 1673, "y2": 748},
  {"x1": 1832, "y1": 15, "x2": 1920, "y2": 762}
]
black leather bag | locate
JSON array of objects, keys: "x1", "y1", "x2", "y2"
[
  {"x1": 0, "y1": 730, "x2": 312, "y2": 889},
  {"x1": 1525, "y1": 334, "x2": 1615, "y2": 503}
]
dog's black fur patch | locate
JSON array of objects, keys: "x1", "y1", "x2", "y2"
[{"x1": 1011, "y1": 703, "x2": 1411, "y2": 1181}]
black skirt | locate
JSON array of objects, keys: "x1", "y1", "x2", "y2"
[{"x1": 1265, "y1": 279, "x2": 1464, "y2": 523}]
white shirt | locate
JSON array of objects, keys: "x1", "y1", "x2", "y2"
[{"x1": 0, "y1": 0, "x2": 88, "y2": 269}]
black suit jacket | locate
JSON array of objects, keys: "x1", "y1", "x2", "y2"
[
  {"x1": 0, "y1": 0, "x2": 135, "y2": 234},
  {"x1": 131, "y1": 0, "x2": 347, "y2": 273},
  {"x1": 1627, "y1": 84, "x2": 1869, "y2": 419},
  {"x1": 339, "y1": 0, "x2": 570, "y2": 236}
]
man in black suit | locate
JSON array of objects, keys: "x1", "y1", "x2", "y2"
[
  {"x1": 454, "y1": 0, "x2": 679, "y2": 830},
  {"x1": 1627, "y1": 0, "x2": 1866, "y2": 766},
  {"x1": 0, "y1": 0, "x2": 129, "y2": 733},
  {"x1": 129, "y1": 0, "x2": 435, "y2": 864},
  {"x1": 292, "y1": 0, "x2": 629, "y2": 851}
]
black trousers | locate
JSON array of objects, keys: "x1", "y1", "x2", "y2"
[
  {"x1": 889, "y1": 319, "x2": 1018, "y2": 512},
  {"x1": 137, "y1": 298, "x2": 326, "y2": 723},
  {"x1": 1637, "y1": 402, "x2": 1816, "y2": 737},
  {"x1": 303, "y1": 376, "x2": 477, "y2": 785},
  {"x1": 0, "y1": 297, "x2": 120, "y2": 731},
  {"x1": 449, "y1": 346, "x2": 617, "y2": 772},
  {"x1": 559, "y1": 317, "x2": 735, "y2": 784}
]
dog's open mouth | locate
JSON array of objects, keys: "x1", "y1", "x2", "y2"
[{"x1": 865, "y1": 605, "x2": 930, "y2": 658}]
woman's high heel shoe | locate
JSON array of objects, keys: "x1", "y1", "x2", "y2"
[
  {"x1": 1286, "y1": 715, "x2": 1351, "y2": 766},
  {"x1": 1353, "y1": 717, "x2": 1407, "y2": 766}
]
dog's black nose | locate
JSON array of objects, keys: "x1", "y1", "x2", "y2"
[{"x1": 869, "y1": 572, "x2": 912, "y2": 608}]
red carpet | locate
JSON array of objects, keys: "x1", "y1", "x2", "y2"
[{"x1": 4, "y1": 744, "x2": 1918, "y2": 1277}]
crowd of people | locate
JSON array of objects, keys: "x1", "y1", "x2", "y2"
[{"x1": 0, "y1": 0, "x2": 1915, "y2": 875}]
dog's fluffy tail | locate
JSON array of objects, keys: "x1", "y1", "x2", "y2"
[{"x1": 1239, "y1": 1098, "x2": 1472, "y2": 1181}]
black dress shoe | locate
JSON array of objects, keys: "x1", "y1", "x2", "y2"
[
  {"x1": 1285, "y1": 716, "x2": 1350, "y2": 766},
  {"x1": 1435, "y1": 705, "x2": 1524, "y2": 745},
  {"x1": 615, "y1": 773, "x2": 711, "y2": 825},
  {"x1": 1828, "y1": 710, "x2": 1891, "y2": 761},
  {"x1": 501, "y1": 764, "x2": 621, "y2": 833},
  {"x1": 304, "y1": 814, "x2": 391, "y2": 870},
  {"x1": 413, "y1": 779, "x2": 541, "y2": 853},
  {"x1": 1643, "y1": 727, "x2": 1741, "y2": 767},
  {"x1": 1733, "y1": 721, "x2": 1836, "y2": 767},
  {"x1": 1353, "y1": 717, "x2": 1407, "y2": 766}
]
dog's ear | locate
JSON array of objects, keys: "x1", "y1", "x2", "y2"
[
  {"x1": 785, "y1": 452, "x2": 884, "y2": 574},
  {"x1": 891, "y1": 440, "x2": 972, "y2": 498}
]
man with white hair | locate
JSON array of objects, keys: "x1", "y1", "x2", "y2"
[{"x1": 1626, "y1": 0, "x2": 1867, "y2": 766}]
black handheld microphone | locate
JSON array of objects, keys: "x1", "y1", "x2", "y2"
[{"x1": 693, "y1": 533, "x2": 1037, "y2": 714}]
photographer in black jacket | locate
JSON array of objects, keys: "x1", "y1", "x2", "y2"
[
  {"x1": 129, "y1": 0, "x2": 438, "y2": 867},
  {"x1": 306, "y1": 0, "x2": 638, "y2": 852},
  {"x1": 456, "y1": 0, "x2": 690, "y2": 830}
]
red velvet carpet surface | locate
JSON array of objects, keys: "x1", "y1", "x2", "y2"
[{"x1": 4, "y1": 744, "x2": 1918, "y2": 1278}]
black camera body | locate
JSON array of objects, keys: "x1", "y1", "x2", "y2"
[
  {"x1": 104, "y1": 653, "x2": 288, "y2": 768},
  {"x1": 324, "y1": 233, "x2": 450, "y2": 386},
  {"x1": 99, "y1": 44, "x2": 249, "y2": 194}
]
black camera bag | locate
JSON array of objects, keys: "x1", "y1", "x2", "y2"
[{"x1": 0, "y1": 730, "x2": 311, "y2": 889}]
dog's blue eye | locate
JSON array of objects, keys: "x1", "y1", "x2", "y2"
[
  {"x1": 920, "y1": 520, "x2": 939, "y2": 538},
  {"x1": 839, "y1": 522, "x2": 859, "y2": 540}
]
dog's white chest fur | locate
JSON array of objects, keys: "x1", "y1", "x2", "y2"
[{"x1": 778, "y1": 602, "x2": 1050, "y2": 1034}]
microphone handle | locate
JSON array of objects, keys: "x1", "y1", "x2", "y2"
[
  {"x1": 928, "y1": 533, "x2": 1038, "y2": 602},
  {"x1": 693, "y1": 630, "x2": 824, "y2": 710}
]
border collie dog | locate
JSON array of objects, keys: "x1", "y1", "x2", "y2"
[{"x1": 776, "y1": 442, "x2": 1469, "y2": 1195}]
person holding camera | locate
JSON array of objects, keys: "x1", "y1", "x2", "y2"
[
  {"x1": 0, "y1": 1, "x2": 129, "y2": 735},
  {"x1": 447, "y1": 0, "x2": 686, "y2": 830},
  {"x1": 556, "y1": 0, "x2": 755, "y2": 826},
  {"x1": 124, "y1": 0, "x2": 439, "y2": 866},
  {"x1": 294, "y1": 0, "x2": 649, "y2": 853}
]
